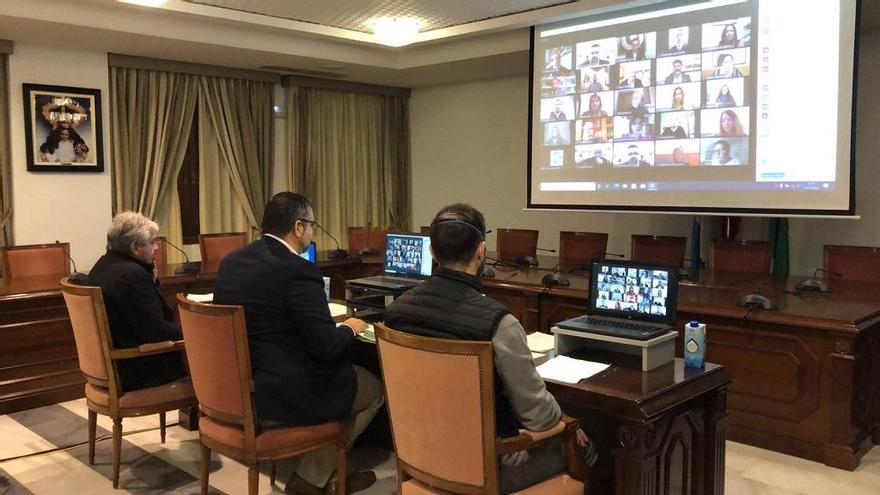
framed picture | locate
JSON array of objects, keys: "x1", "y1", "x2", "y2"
[{"x1": 22, "y1": 83, "x2": 104, "y2": 172}]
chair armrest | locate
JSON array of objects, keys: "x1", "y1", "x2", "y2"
[
  {"x1": 110, "y1": 340, "x2": 185, "y2": 360},
  {"x1": 560, "y1": 415, "x2": 590, "y2": 483},
  {"x1": 495, "y1": 418, "x2": 567, "y2": 455}
]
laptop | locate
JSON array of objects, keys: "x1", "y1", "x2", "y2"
[
  {"x1": 347, "y1": 232, "x2": 433, "y2": 290},
  {"x1": 556, "y1": 260, "x2": 678, "y2": 340}
]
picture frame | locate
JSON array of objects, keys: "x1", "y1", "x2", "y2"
[{"x1": 22, "y1": 83, "x2": 104, "y2": 172}]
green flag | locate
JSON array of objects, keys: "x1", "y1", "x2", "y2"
[{"x1": 770, "y1": 218, "x2": 789, "y2": 276}]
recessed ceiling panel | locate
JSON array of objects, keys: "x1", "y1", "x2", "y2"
[{"x1": 183, "y1": 0, "x2": 573, "y2": 33}]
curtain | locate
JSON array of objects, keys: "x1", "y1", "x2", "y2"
[
  {"x1": 198, "y1": 76, "x2": 273, "y2": 231},
  {"x1": 285, "y1": 86, "x2": 411, "y2": 247},
  {"x1": 109, "y1": 68, "x2": 198, "y2": 255},
  {"x1": 0, "y1": 54, "x2": 13, "y2": 246},
  {"x1": 770, "y1": 217, "x2": 790, "y2": 277},
  {"x1": 198, "y1": 102, "x2": 250, "y2": 236}
]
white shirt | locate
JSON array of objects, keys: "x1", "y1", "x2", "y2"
[{"x1": 264, "y1": 233, "x2": 300, "y2": 255}]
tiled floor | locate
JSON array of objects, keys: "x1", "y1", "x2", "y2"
[{"x1": 0, "y1": 399, "x2": 877, "y2": 494}]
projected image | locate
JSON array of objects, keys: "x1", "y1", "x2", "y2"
[
  {"x1": 655, "y1": 82, "x2": 702, "y2": 111},
  {"x1": 701, "y1": 137, "x2": 748, "y2": 166},
  {"x1": 544, "y1": 46, "x2": 573, "y2": 73},
  {"x1": 581, "y1": 66, "x2": 611, "y2": 92},
  {"x1": 618, "y1": 60, "x2": 652, "y2": 88},
  {"x1": 595, "y1": 265, "x2": 670, "y2": 315},
  {"x1": 576, "y1": 38, "x2": 616, "y2": 67},
  {"x1": 617, "y1": 33, "x2": 656, "y2": 61},
  {"x1": 544, "y1": 122, "x2": 571, "y2": 145},
  {"x1": 658, "y1": 111, "x2": 695, "y2": 139},
  {"x1": 541, "y1": 73, "x2": 577, "y2": 97},
  {"x1": 616, "y1": 87, "x2": 654, "y2": 116},
  {"x1": 656, "y1": 139, "x2": 700, "y2": 166},
  {"x1": 575, "y1": 143, "x2": 614, "y2": 168},
  {"x1": 701, "y1": 107, "x2": 750, "y2": 137},
  {"x1": 659, "y1": 26, "x2": 696, "y2": 56},
  {"x1": 578, "y1": 91, "x2": 613, "y2": 118},
  {"x1": 703, "y1": 49, "x2": 750, "y2": 79},
  {"x1": 613, "y1": 141, "x2": 654, "y2": 168},
  {"x1": 575, "y1": 117, "x2": 613, "y2": 143},
  {"x1": 702, "y1": 17, "x2": 751, "y2": 50},
  {"x1": 658, "y1": 55, "x2": 701, "y2": 84},
  {"x1": 540, "y1": 96, "x2": 575, "y2": 122},
  {"x1": 705, "y1": 78, "x2": 746, "y2": 108},
  {"x1": 614, "y1": 114, "x2": 654, "y2": 141},
  {"x1": 548, "y1": 149, "x2": 565, "y2": 168}
]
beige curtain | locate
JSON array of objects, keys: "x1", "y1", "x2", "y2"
[
  {"x1": 199, "y1": 102, "x2": 250, "y2": 235},
  {"x1": 0, "y1": 54, "x2": 13, "y2": 246},
  {"x1": 198, "y1": 76, "x2": 273, "y2": 231},
  {"x1": 285, "y1": 86, "x2": 411, "y2": 247},
  {"x1": 109, "y1": 67, "x2": 198, "y2": 255}
]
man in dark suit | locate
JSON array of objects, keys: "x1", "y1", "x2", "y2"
[
  {"x1": 87, "y1": 212, "x2": 186, "y2": 392},
  {"x1": 583, "y1": 148, "x2": 612, "y2": 168},
  {"x1": 664, "y1": 59, "x2": 692, "y2": 84},
  {"x1": 213, "y1": 192, "x2": 382, "y2": 495}
]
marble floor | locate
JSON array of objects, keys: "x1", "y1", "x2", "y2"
[{"x1": 0, "y1": 399, "x2": 877, "y2": 494}]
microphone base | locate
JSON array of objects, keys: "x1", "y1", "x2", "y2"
[
  {"x1": 327, "y1": 249, "x2": 349, "y2": 260},
  {"x1": 739, "y1": 293, "x2": 777, "y2": 310},
  {"x1": 358, "y1": 248, "x2": 380, "y2": 257},
  {"x1": 795, "y1": 279, "x2": 832, "y2": 293},
  {"x1": 175, "y1": 263, "x2": 200, "y2": 274},
  {"x1": 68, "y1": 272, "x2": 88, "y2": 285},
  {"x1": 514, "y1": 256, "x2": 539, "y2": 267}
]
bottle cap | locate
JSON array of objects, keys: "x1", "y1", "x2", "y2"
[{"x1": 689, "y1": 320, "x2": 699, "y2": 327}]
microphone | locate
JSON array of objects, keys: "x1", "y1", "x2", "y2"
[
  {"x1": 542, "y1": 262, "x2": 570, "y2": 287},
  {"x1": 163, "y1": 239, "x2": 199, "y2": 274},
  {"x1": 316, "y1": 223, "x2": 349, "y2": 259},
  {"x1": 515, "y1": 255, "x2": 539, "y2": 267},
  {"x1": 794, "y1": 268, "x2": 841, "y2": 294},
  {"x1": 55, "y1": 240, "x2": 87, "y2": 284},
  {"x1": 605, "y1": 252, "x2": 626, "y2": 258},
  {"x1": 738, "y1": 278, "x2": 777, "y2": 310},
  {"x1": 536, "y1": 247, "x2": 556, "y2": 253}
]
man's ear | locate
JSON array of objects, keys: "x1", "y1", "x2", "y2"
[
  {"x1": 429, "y1": 244, "x2": 437, "y2": 262},
  {"x1": 478, "y1": 241, "x2": 487, "y2": 260}
]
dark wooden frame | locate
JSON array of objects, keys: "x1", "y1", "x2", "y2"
[
  {"x1": 496, "y1": 228, "x2": 540, "y2": 263},
  {"x1": 631, "y1": 235, "x2": 687, "y2": 268},
  {"x1": 22, "y1": 83, "x2": 104, "y2": 172},
  {"x1": 198, "y1": 232, "x2": 246, "y2": 265},
  {"x1": 176, "y1": 295, "x2": 349, "y2": 495},
  {"x1": 709, "y1": 239, "x2": 772, "y2": 273},
  {"x1": 559, "y1": 231, "x2": 608, "y2": 272},
  {"x1": 1, "y1": 242, "x2": 71, "y2": 278},
  {"x1": 823, "y1": 244, "x2": 880, "y2": 281}
]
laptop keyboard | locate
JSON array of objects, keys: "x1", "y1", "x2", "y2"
[
  {"x1": 572, "y1": 316, "x2": 659, "y2": 333},
  {"x1": 373, "y1": 276, "x2": 415, "y2": 284}
]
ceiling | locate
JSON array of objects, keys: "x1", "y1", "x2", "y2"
[{"x1": 184, "y1": 0, "x2": 573, "y2": 34}]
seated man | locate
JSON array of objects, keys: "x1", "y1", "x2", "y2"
[
  {"x1": 213, "y1": 192, "x2": 383, "y2": 495},
  {"x1": 87, "y1": 212, "x2": 186, "y2": 391},
  {"x1": 384, "y1": 204, "x2": 592, "y2": 493}
]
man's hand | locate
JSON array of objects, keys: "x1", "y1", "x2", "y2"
[
  {"x1": 343, "y1": 318, "x2": 369, "y2": 334},
  {"x1": 576, "y1": 428, "x2": 590, "y2": 448}
]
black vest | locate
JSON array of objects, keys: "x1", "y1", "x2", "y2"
[{"x1": 384, "y1": 268, "x2": 521, "y2": 437}]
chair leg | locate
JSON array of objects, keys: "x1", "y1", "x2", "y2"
[
  {"x1": 269, "y1": 460, "x2": 277, "y2": 486},
  {"x1": 87, "y1": 409, "x2": 97, "y2": 465},
  {"x1": 248, "y1": 464, "x2": 258, "y2": 495},
  {"x1": 112, "y1": 418, "x2": 122, "y2": 489},
  {"x1": 159, "y1": 411, "x2": 166, "y2": 444},
  {"x1": 200, "y1": 442, "x2": 211, "y2": 495},
  {"x1": 336, "y1": 439, "x2": 347, "y2": 495}
]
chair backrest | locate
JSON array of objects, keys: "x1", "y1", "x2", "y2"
[
  {"x1": 347, "y1": 227, "x2": 389, "y2": 254},
  {"x1": 60, "y1": 279, "x2": 114, "y2": 389},
  {"x1": 631, "y1": 235, "x2": 687, "y2": 267},
  {"x1": 199, "y1": 232, "x2": 246, "y2": 265},
  {"x1": 153, "y1": 236, "x2": 168, "y2": 269},
  {"x1": 496, "y1": 229, "x2": 539, "y2": 263},
  {"x1": 824, "y1": 244, "x2": 880, "y2": 281},
  {"x1": 710, "y1": 240, "x2": 772, "y2": 273},
  {"x1": 419, "y1": 225, "x2": 431, "y2": 235},
  {"x1": 1, "y1": 243, "x2": 71, "y2": 278},
  {"x1": 375, "y1": 323, "x2": 499, "y2": 493},
  {"x1": 559, "y1": 232, "x2": 608, "y2": 271},
  {"x1": 177, "y1": 295, "x2": 255, "y2": 435}
]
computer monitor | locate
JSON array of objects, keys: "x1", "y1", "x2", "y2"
[
  {"x1": 299, "y1": 241, "x2": 317, "y2": 263},
  {"x1": 590, "y1": 260, "x2": 678, "y2": 324},
  {"x1": 384, "y1": 232, "x2": 432, "y2": 278}
]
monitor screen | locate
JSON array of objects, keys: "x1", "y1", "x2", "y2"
[
  {"x1": 590, "y1": 260, "x2": 678, "y2": 323},
  {"x1": 529, "y1": 0, "x2": 858, "y2": 214},
  {"x1": 299, "y1": 241, "x2": 316, "y2": 263},
  {"x1": 384, "y1": 233, "x2": 433, "y2": 277}
]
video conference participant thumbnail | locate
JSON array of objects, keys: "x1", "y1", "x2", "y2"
[
  {"x1": 655, "y1": 139, "x2": 700, "y2": 167},
  {"x1": 700, "y1": 107, "x2": 750, "y2": 138},
  {"x1": 575, "y1": 143, "x2": 613, "y2": 168},
  {"x1": 613, "y1": 141, "x2": 654, "y2": 168},
  {"x1": 655, "y1": 82, "x2": 701, "y2": 111},
  {"x1": 540, "y1": 96, "x2": 575, "y2": 122},
  {"x1": 657, "y1": 111, "x2": 695, "y2": 139},
  {"x1": 700, "y1": 137, "x2": 748, "y2": 166}
]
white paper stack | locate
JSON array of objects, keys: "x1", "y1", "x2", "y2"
[
  {"x1": 526, "y1": 332, "x2": 556, "y2": 353},
  {"x1": 328, "y1": 302, "x2": 348, "y2": 318},
  {"x1": 536, "y1": 356, "x2": 610, "y2": 384},
  {"x1": 186, "y1": 293, "x2": 214, "y2": 303}
]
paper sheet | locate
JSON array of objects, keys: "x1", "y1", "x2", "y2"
[
  {"x1": 328, "y1": 302, "x2": 348, "y2": 318},
  {"x1": 526, "y1": 332, "x2": 556, "y2": 353},
  {"x1": 536, "y1": 355, "x2": 610, "y2": 384},
  {"x1": 186, "y1": 293, "x2": 214, "y2": 303}
]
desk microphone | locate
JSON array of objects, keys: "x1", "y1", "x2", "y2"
[
  {"x1": 515, "y1": 255, "x2": 539, "y2": 267},
  {"x1": 794, "y1": 268, "x2": 840, "y2": 294},
  {"x1": 55, "y1": 240, "x2": 87, "y2": 284},
  {"x1": 164, "y1": 239, "x2": 199, "y2": 274},
  {"x1": 316, "y1": 224, "x2": 349, "y2": 259},
  {"x1": 536, "y1": 248, "x2": 556, "y2": 253},
  {"x1": 605, "y1": 252, "x2": 626, "y2": 258},
  {"x1": 542, "y1": 262, "x2": 570, "y2": 287}
]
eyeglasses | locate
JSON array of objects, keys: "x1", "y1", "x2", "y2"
[{"x1": 296, "y1": 219, "x2": 318, "y2": 228}]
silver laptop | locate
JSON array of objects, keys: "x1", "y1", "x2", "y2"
[
  {"x1": 557, "y1": 260, "x2": 678, "y2": 340},
  {"x1": 347, "y1": 232, "x2": 433, "y2": 290}
]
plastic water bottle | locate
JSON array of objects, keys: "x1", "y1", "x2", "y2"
[{"x1": 684, "y1": 321, "x2": 706, "y2": 368}]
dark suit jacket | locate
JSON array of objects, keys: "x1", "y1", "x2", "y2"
[
  {"x1": 87, "y1": 251, "x2": 185, "y2": 391},
  {"x1": 213, "y1": 237, "x2": 356, "y2": 425},
  {"x1": 664, "y1": 73, "x2": 692, "y2": 84}
]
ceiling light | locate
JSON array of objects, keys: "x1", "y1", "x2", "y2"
[
  {"x1": 371, "y1": 17, "x2": 421, "y2": 47},
  {"x1": 119, "y1": 0, "x2": 168, "y2": 7}
]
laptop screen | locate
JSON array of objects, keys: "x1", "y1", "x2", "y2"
[
  {"x1": 589, "y1": 260, "x2": 678, "y2": 324},
  {"x1": 384, "y1": 233, "x2": 432, "y2": 278},
  {"x1": 299, "y1": 241, "x2": 317, "y2": 263}
]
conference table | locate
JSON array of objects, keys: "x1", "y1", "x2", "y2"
[{"x1": 1, "y1": 251, "x2": 877, "y2": 473}]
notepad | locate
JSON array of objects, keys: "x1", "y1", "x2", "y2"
[
  {"x1": 186, "y1": 293, "x2": 214, "y2": 303},
  {"x1": 536, "y1": 356, "x2": 610, "y2": 384},
  {"x1": 526, "y1": 332, "x2": 556, "y2": 354}
]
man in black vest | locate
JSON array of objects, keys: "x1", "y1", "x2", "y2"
[
  {"x1": 213, "y1": 192, "x2": 383, "y2": 495},
  {"x1": 384, "y1": 204, "x2": 590, "y2": 493}
]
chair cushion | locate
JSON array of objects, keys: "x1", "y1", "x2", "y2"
[
  {"x1": 85, "y1": 378, "x2": 194, "y2": 409},
  {"x1": 199, "y1": 416, "x2": 342, "y2": 452},
  {"x1": 400, "y1": 474, "x2": 582, "y2": 495}
]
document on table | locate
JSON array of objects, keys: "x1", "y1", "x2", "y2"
[
  {"x1": 186, "y1": 293, "x2": 214, "y2": 303},
  {"x1": 536, "y1": 356, "x2": 610, "y2": 384},
  {"x1": 526, "y1": 332, "x2": 555, "y2": 354},
  {"x1": 328, "y1": 302, "x2": 348, "y2": 318}
]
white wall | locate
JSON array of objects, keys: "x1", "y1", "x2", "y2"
[
  {"x1": 410, "y1": 32, "x2": 880, "y2": 275},
  {"x1": 8, "y1": 43, "x2": 112, "y2": 270}
]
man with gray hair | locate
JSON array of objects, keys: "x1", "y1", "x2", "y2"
[{"x1": 87, "y1": 211, "x2": 186, "y2": 391}]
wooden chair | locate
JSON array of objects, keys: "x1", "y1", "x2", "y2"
[
  {"x1": 153, "y1": 236, "x2": 168, "y2": 270},
  {"x1": 631, "y1": 235, "x2": 687, "y2": 268},
  {"x1": 496, "y1": 229, "x2": 539, "y2": 264},
  {"x1": 1, "y1": 242, "x2": 71, "y2": 278},
  {"x1": 198, "y1": 232, "x2": 246, "y2": 265},
  {"x1": 60, "y1": 278, "x2": 196, "y2": 489},
  {"x1": 177, "y1": 295, "x2": 348, "y2": 495},
  {"x1": 348, "y1": 226, "x2": 389, "y2": 256},
  {"x1": 375, "y1": 323, "x2": 588, "y2": 495},
  {"x1": 824, "y1": 245, "x2": 880, "y2": 281},
  {"x1": 558, "y1": 232, "x2": 608, "y2": 272},
  {"x1": 710, "y1": 240, "x2": 772, "y2": 274}
]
